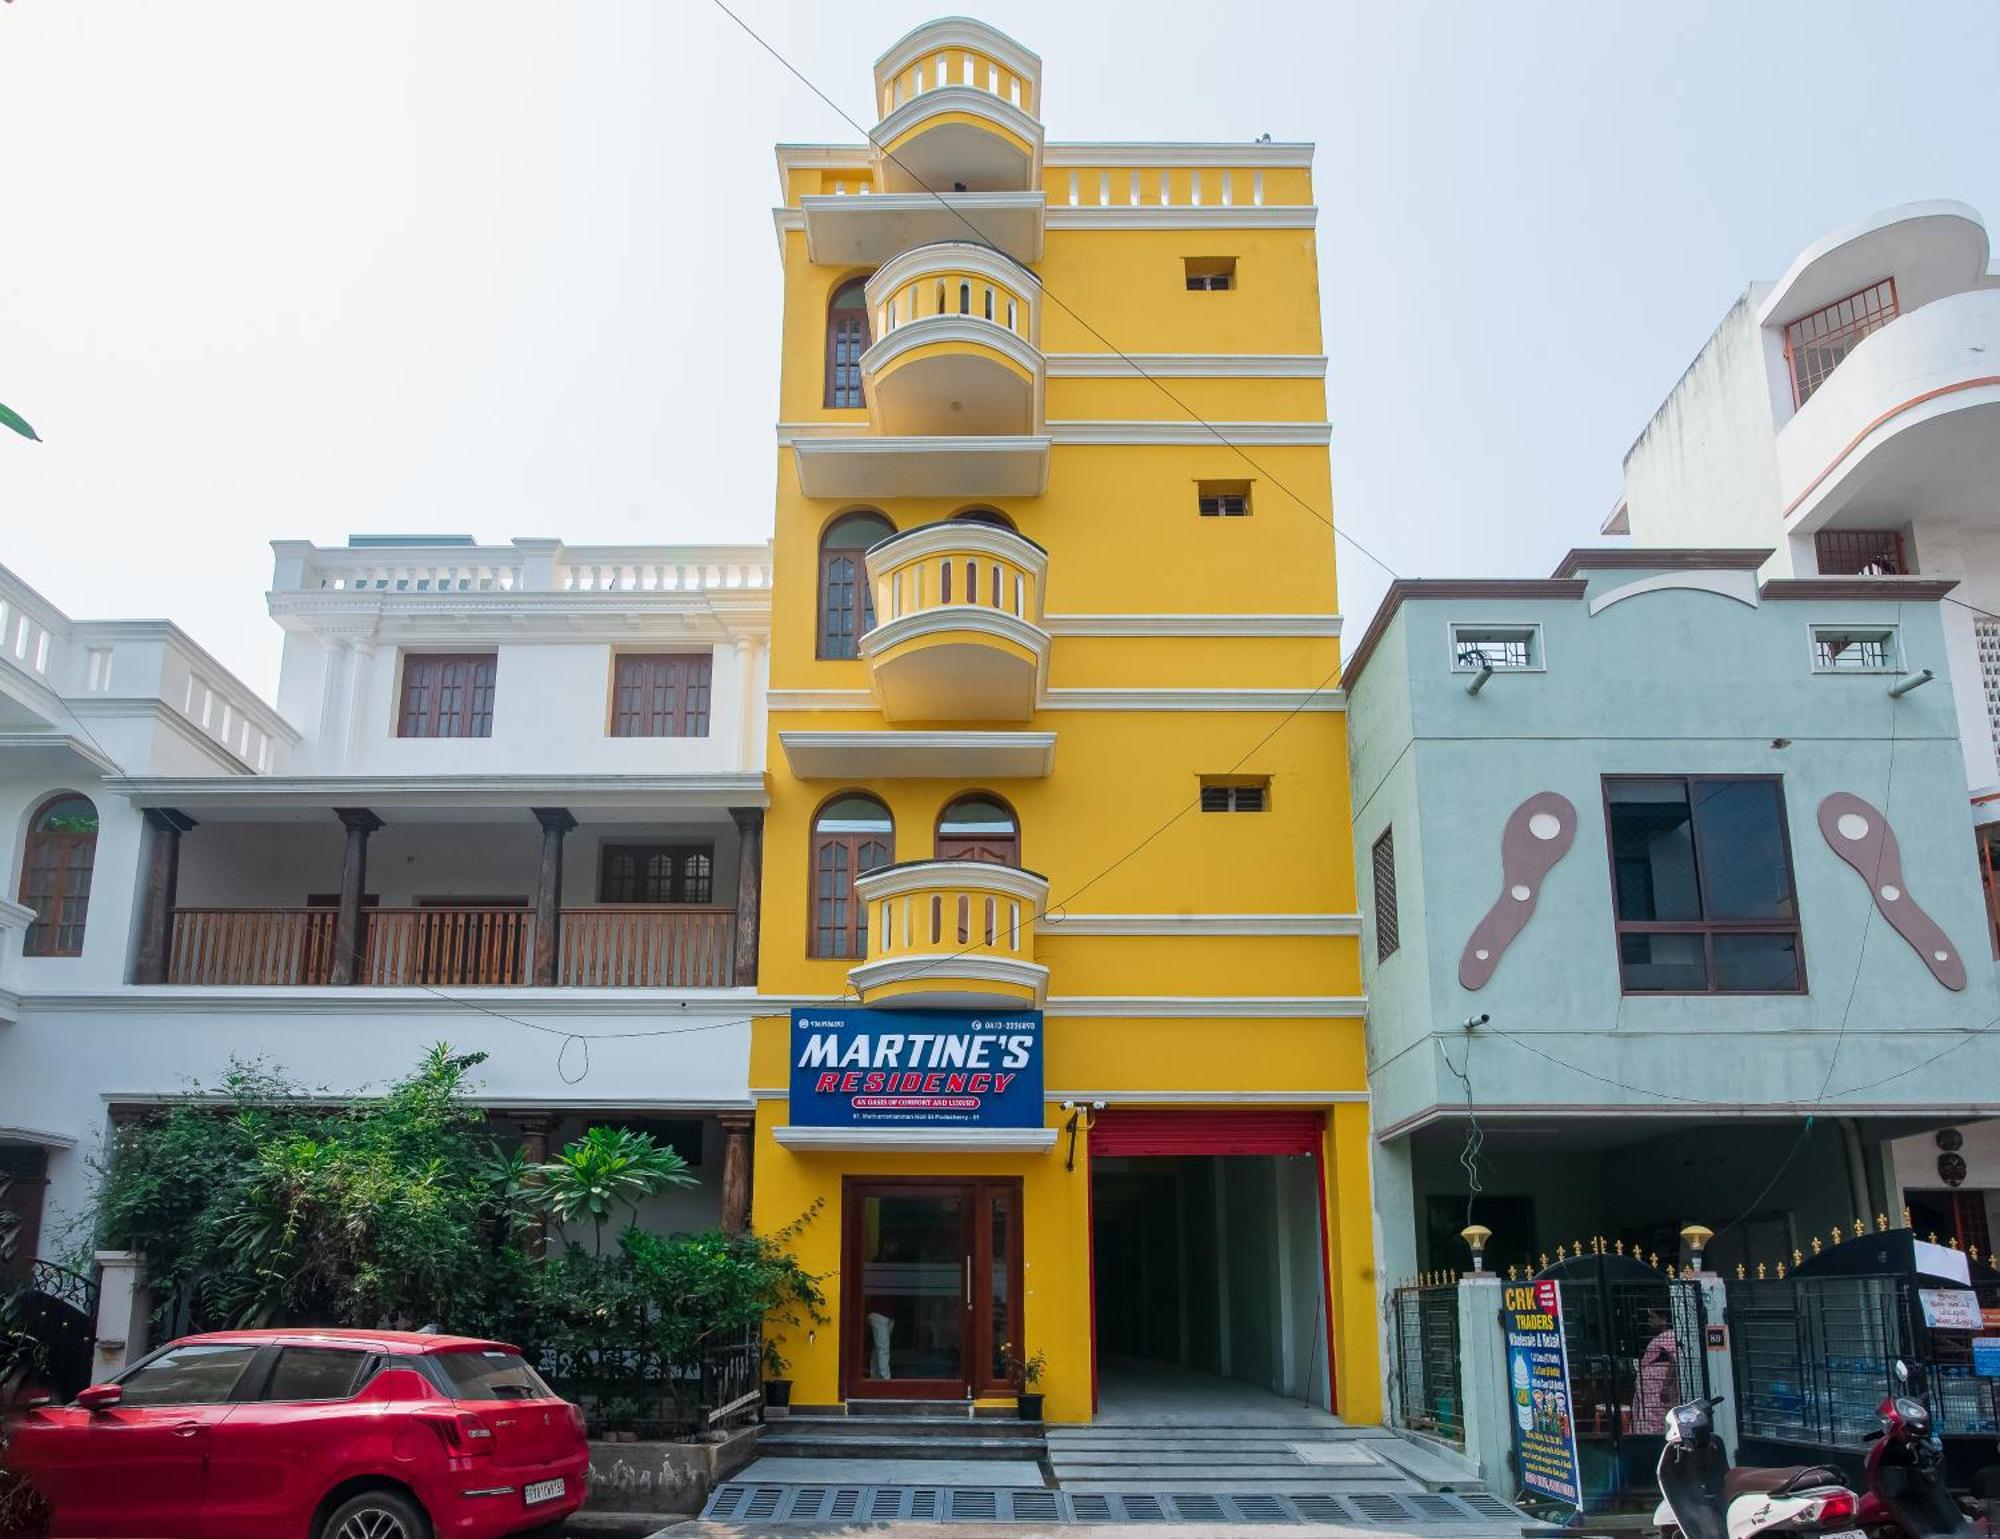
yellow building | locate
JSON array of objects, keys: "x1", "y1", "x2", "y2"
[{"x1": 748, "y1": 16, "x2": 1375, "y2": 1426}]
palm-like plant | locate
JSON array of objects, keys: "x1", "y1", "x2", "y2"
[
  {"x1": 0, "y1": 404, "x2": 38, "y2": 442},
  {"x1": 533, "y1": 1126, "x2": 696, "y2": 1253}
]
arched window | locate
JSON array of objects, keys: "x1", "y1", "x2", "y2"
[
  {"x1": 825, "y1": 277, "x2": 872, "y2": 408},
  {"x1": 812, "y1": 794, "x2": 894, "y2": 958},
  {"x1": 937, "y1": 793, "x2": 1019, "y2": 867},
  {"x1": 818, "y1": 510, "x2": 894, "y2": 660},
  {"x1": 952, "y1": 507, "x2": 1016, "y2": 530},
  {"x1": 19, "y1": 793, "x2": 98, "y2": 957}
]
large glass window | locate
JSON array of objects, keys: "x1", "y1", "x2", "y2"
[
  {"x1": 1605, "y1": 777, "x2": 1802, "y2": 994},
  {"x1": 20, "y1": 793, "x2": 97, "y2": 957},
  {"x1": 817, "y1": 511, "x2": 893, "y2": 660},
  {"x1": 262, "y1": 1347, "x2": 368, "y2": 1402},
  {"x1": 811, "y1": 794, "x2": 893, "y2": 958}
]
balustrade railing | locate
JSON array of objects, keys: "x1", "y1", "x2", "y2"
[
  {"x1": 877, "y1": 268, "x2": 1031, "y2": 341},
  {"x1": 559, "y1": 905, "x2": 734, "y2": 988},
  {"x1": 274, "y1": 540, "x2": 772, "y2": 598},
  {"x1": 880, "y1": 46, "x2": 1036, "y2": 117},
  {"x1": 164, "y1": 905, "x2": 736, "y2": 988}
]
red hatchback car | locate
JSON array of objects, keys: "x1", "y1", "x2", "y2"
[{"x1": 4, "y1": 1329, "x2": 588, "y2": 1539}]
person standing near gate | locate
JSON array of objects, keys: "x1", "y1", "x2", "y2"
[{"x1": 1633, "y1": 1308, "x2": 1679, "y2": 1433}]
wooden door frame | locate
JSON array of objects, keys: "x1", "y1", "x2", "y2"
[{"x1": 840, "y1": 1175, "x2": 1022, "y2": 1401}]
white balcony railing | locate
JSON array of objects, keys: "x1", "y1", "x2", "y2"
[{"x1": 272, "y1": 539, "x2": 773, "y2": 597}]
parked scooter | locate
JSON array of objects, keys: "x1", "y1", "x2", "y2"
[
  {"x1": 1856, "y1": 1361, "x2": 1971, "y2": 1539},
  {"x1": 1655, "y1": 1395, "x2": 1865, "y2": 1539}
]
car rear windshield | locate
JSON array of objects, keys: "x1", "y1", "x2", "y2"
[{"x1": 433, "y1": 1347, "x2": 555, "y2": 1401}]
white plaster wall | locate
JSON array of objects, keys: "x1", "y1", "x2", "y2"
[
  {"x1": 0, "y1": 996, "x2": 755, "y2": 1255},
  {"x1": 1620, "y1": 287, "x2": 1794, "y2": 571},
  {"x1": 283, "y1": 639, "x2": 764, "y2": 777},
  {"x1": 1888, "y1": 1121, "x2": 2000, "y2": 1232},
  {"x1": 1894, "y1": 518, "x2": 2000, "y2": 791}
]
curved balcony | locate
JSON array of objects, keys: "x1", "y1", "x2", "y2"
[
  {"x1": 872, "y1": 19, "x2": 1043, "y2": 194},
  {"x1": 859, "y1": 521, "x2": 1050, "y2": 722},
  {"x1": 847, "y1": 859, "x2": 1050, "y2": 1011},
  {"x1": 862, "y1": 244, "x2": 1042, "y2": 439},
  {"x1": 1779, "y1": 287, "x2": 2000, "y2": 535}
]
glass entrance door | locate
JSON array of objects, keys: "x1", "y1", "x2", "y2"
[{"x1": 844, "y1": 1179, "x2": 1021, "y2": 1399}]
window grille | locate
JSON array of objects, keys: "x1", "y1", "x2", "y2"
[
  {"x1": 1785, "y1": 279, "x2": 1897, "y2": 406},
  {"x1": 1810, "y1": 627, "x2": 1897, "y2": 672},
  {"x1": 1184, "y1": 256, "x2": 1237, "y2": 291},
  {"x1": 1199, "y1": 779, "x2": 1267, "y2": 812},
  {"x1": 1977, "y1": 619, "x2": 2000, "y2": 765},
  {"x1": 1197, "y1": 480, "x2": 1252, "y2": 517},
  {"x1": 1813, "y1": 529, "x2": 1908, "y2": 576},
  {"x1": 1372, "y1": 828, "x2": 1399, "y2": 962},
  {"x1": 1451, "y1": 625, "x2": 1539, "y2": 670}
]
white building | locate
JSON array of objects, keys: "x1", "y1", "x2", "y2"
[
  {"x1": 1611, "y1": 200, "x2": 2000, "y2": 1242},
  {"x1": 0, "y1": 536, "x2": 772, "y2": 1280}
]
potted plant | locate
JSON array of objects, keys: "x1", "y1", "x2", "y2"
[
  {"x1": 762, "y1": 1338, "x2": 793, "y2": 1419},
  {"x1": 1002, "y1": 1343, "x2": 1046, "y2": 1421}
]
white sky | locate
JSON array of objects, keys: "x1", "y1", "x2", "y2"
[{"x1": 3, "y1": 1, "x2": 1997, "y2": 700}]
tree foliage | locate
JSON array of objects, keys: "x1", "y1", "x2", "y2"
[{"x1": 534, "y1": 1125, "x2": 697, "y2": 1254}]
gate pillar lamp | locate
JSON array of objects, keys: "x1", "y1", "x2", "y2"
[
  {"x1": 1681, "y1": 1223, "x2": 1714, "y2": 1275},
  {"x1": 1460, "y1": 1223, "x2": 1493, "y2": 1276}
]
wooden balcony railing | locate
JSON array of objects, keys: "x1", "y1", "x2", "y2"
[
  {"x1": 559, "y1": 905, "x2": 734, "y2": 988},
  {"x1": 165, "y1": 905, "x2": 737, "y2": 988}
]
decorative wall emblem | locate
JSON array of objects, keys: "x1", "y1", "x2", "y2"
[
  {"x1": 1817, "y1": 792, "x2": 1966, "y2": 991},
  {"x1": 1459, "y1": 792, "x2": 1577, "y2": 990}
]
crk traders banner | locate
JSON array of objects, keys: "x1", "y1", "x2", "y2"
[
  {"x1": 1503, "y1": 1279, "x2": 1583, "y2": 1511},
  {"x1": 789, "y1": 1007, "x2": 1042, "y2": 1128}
]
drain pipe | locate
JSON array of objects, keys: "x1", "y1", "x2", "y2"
[{"x1": 1840, "y1": 1118, "x2": 1872, "y2": 1221}]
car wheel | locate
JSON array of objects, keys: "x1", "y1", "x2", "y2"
[{"x1": 321, "y1": 1487, "x2": 433, "y2": 1539}]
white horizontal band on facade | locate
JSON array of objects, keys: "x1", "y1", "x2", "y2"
[
  {"x1": 1044, "y1": 996, "x2": 1366, "y2": 1018},
  {"x1": 1044, "y1": 354, "x2": 1327, "y2": 379},
  {"x1": 1044, "y1": 142, "x2": 1315, "y2": 169},
  {"x1": 1045, "y1": 206, "x2": 1317, "y2": 231},
  {"x1": 1048, "y1": 420, "x2": 1331, "y2": 446},
  {"x1": 102, "y1": 773, "x2": 770, "y2": 808},
  {"x1": 773, "y1": 1127, "x2": 1060, "y2": 1153},
  {"x1": 1041, "y1": 613, "x2": 1341, "y2": 637},
  {"x1": 1043, "y1": 914, "x2": 1361, "y2": 936},
  {"x1": 19, "y1": 989, "x2": 762, "y2": 1017},
  {"x1": 767, "y1": 688, "x2": 1344, "y2": 712}
]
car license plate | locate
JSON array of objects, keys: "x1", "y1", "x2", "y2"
[
  {"x1": 1822, "y1": 1530, "x2": 1866, "y2": 1539},
  {"x1": 524, "y1": 1478, "x2": 564, "y2": 1505}
]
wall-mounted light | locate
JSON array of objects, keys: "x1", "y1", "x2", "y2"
[{"x1": 1062, "y1": 1099, "x2": 1106, "y2": 1171}]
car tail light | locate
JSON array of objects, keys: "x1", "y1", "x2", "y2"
[
  {"x1": 421, "y1": 1411, "x2": 496, "y2": 1456},
  {"x1": 565, "y1": 1402, "x2": 587, "y2": 1437},
  {"x1": 1813, "y1": 1492, "x2": 1858, "y2": 1526}
]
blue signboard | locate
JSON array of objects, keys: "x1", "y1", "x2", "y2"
[
  {"x1": 1503, "y1": 1279, "x2": 1584, "y2": 1512},
  {"x1": 788, "y1": 1007, "x2": 1043, "y2": 1128}
]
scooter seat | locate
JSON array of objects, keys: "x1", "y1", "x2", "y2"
[{"x1": 1722, "y1": 1466, "x2": 1845, "y2": 1503}]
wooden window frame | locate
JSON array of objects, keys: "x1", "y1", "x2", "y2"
[
  {"x1": 610, "y1": 652, "x2": 712, "y2": 738},
  {"x1": 19, "y1": 792, "x2": 98, "y2": 958},
  {"x1": 809, "y1": 794, "x2": 894, "y2": 959},
  {"x1": 825, "y1": 276, "x2": 872, "y2": 409},
  {"x1": 1602, "y1": 774, "x2": 1805, "y2": 996},
  {"x1": 935, "y1": 792, "x2": 1022, "y2": 867},
  {"x1": 597, "y1": 843, "x2": 717, "y2": 906},
  {"x1": 397, "y1": 652, "x2": 497, "y2": 738},
  {"x1": 817, "y1": 513, "x2": 891, "y2": 660}
]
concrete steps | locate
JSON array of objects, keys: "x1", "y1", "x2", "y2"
[
  {"x1": 1046, "y1": 1424, "x2": 1413, "y2": 1493},
  {"x1": 761, "y1": 1403, "x2": 1048, "y2": 1464}
]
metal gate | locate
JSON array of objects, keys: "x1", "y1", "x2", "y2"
[
  {"x1": 2, "y1": 1260, "x2": 98, "y2": 1399},
  {"x1": 1389, "y1": 1282, "x2": 1463, "y2": 1445},
  {"x1": 1539, "y1": 1256, "x2": 1708, "y2": 1506}
]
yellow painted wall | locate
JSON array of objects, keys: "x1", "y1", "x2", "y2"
[{"x1": 755, "y1": 34, "x2": 1374, "y2": 1426}]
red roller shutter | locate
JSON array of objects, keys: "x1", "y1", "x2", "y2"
[{"x1": 1089, "y1": 1108, "x2": 1324, "y2": 1157}]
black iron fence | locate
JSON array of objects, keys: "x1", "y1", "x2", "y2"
[
  {"x1": 1389, "y1": 1282, "x2": 1464, "y2": 1446},
  {"x1": 536, "y1": 1321, "x2": 762, "y2": 1440},
  {"x1": 1, "y1": 1260, "x2": 99, "y2": 1400}
]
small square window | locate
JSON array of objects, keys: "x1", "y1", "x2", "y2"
[
  {"x1": 1200, "y1": 777, "x2": 1268, "y2": 812},
  {"x1": 1184, "y1": 256, "x2": 1236, "y2": 291},
  {"x1": 1810, "y1": 625, "x2": 1900, "y2": 673},
  {"x1": 1197, "y1": 479, "x2": 1251, "y2": 518},
  {"x1": 1451, "y1": 624, "x2": 1540, "y2": 671}
]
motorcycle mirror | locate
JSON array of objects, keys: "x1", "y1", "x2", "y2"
[{"x1": 1894, "y1": 1359, "x2": 1909, "y2": 1383}]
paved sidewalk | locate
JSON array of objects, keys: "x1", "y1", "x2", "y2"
[{"x1": 649, "y1": 1522, "x2": 1529, "y2": 1539}]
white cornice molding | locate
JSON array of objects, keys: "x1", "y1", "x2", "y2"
[
  {"x1": 873, "y1": 87, "x2": 1043, "y2": 163},
  {"x1": 102, "y1": 772, "x2": 769, "y2": 809},
  {"x1": 767, "y1": 687, "x2": 1344, "y2": 713},
  {"x1": 0, "y1": 729, "x2": 124, "y2": 777},
  {"x1": 1046, "y1": 206, "x2": 1317, "y2": 231},
  {"x1": 1043, "y1": 913, "x2": 1360, "y2": 937},
  {"x1": 1045, "y1": 995, "x2": 1366, "y2": 1018},
  {"x1": 67, "y1": 699, "x2": 260, "y2": 776},
  {"x1": 846, "y1": 951, "x2": 1051, "y2": 1007},
  {"x1": 853, "y1": 859, "x2": 1051, "y2": 906},
  {"x1": 1046, "y1": 142, "x2": 1315, "y2": 169},
  {"x1": 1042, "y1": 613, "x2": 1340, "y2": 637},
  {"x1": 21, "y1": 987, "x2": 763, "y2": 1017},
  {"x1": 775, "y1": 1126, "x2": 1058, "y2": 1153},
  {"x1": 779, "y1": 730, "x2": 1056, "y2": 779},
  {"x1": 875, "y1": 17, "x2": 1043, "y2": 86},
  {"x1": 858, "y1": 605, "x2": 1051, "y2": 669},
  {"x1": 865, "y1": 520, "x2": 1049, "y2": 578},
  {"x1": 0, "y1": 1122, "x2": 75, "y2": 1148},
  {"x1": 1046, "y1": 353, "x2": 1327, "y2": 379},
  {"x1": 865, "y1": 242, "x2": 1042, "y2": 316},
  {"x1": 1049, "y1": 420, "x2": 1331, "y2": 446}
]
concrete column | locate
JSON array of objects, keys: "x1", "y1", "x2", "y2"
[
  {"x1": 92, "y1": 1250, "x2": 152, "y2": 1383},
  {"x1": 1692, "y1": 1272, "x2": 1739, "y2": 1458},
  {"x1": 131, "y1": 809, "x2": 195, "y2": 985},
  {"x1": 734, "y1": 634, "x2": 765, "y2": 767},
  {"x1": 340, "y1": 639, "x2": 377, "y2": 767},
  {"x1": 1456, "y1": 1273, "x2": 1514, "y2": 1491},
  {"x1": 718, "y1": 1112, "x2": 755, "y2": 1235},
  {"x1": 530, "y1": 808, "x2": 575, "y2": 987},
  {"x1": 729, "y1": 808, "x2": 764, "y2": 987},
  {"x1": 329, "y1": 809, "x2": 383, "y2": 986}
]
